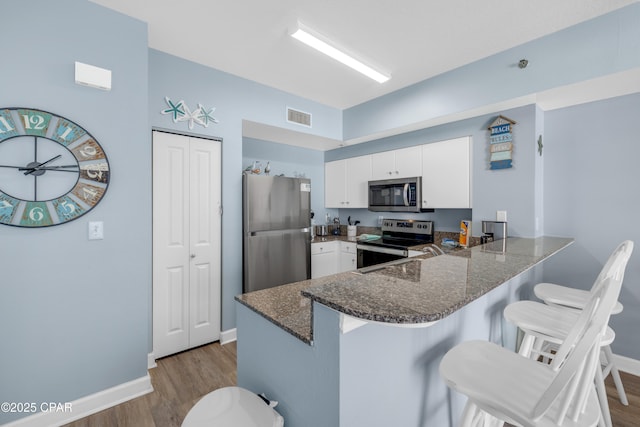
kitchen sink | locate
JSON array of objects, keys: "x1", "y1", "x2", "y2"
[{"x1": 356, "y1": 245, "x2": 442, "y2": 274}]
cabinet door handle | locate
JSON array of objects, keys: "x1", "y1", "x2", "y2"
[{"x1": 190, "y1": 254, "x2": 196, "y2": 259}]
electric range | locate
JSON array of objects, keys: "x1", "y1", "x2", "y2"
[{"x1": 356, "y1": 219, "x2": 434, "y2": 268}]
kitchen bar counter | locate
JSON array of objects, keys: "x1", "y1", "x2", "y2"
[
  {"x1": 235, "y1": 236, "x2": 573, "y2": 344},
  {"x1": 236, "y1": 235, "x2": 574, "y2": 427}
]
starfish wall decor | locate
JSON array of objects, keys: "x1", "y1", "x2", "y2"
[{"x1": 161, "y1": 97, "x2": 219, "y2": 129}]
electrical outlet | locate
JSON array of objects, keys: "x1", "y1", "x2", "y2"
[
  {"x1": 88, "y1": 221, "x2": 104, "y2": 240},
  {"x1": 496, "y1": 210, "x2": 507, "y2": 222}
]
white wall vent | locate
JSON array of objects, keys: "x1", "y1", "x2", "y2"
[{"x1": 286, "y1": 107, "x2": 312, "y2": 127}]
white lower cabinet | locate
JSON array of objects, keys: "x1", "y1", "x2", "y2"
[
  {"x1": 311, "y1": 241, "x2": 339, "y2": 278},
  {"x1": 312, "y1": 241, "x2": 358, "y2": 278},
  {"x1": 339, "y1": 242, "x2": 357, "y2": 272}
]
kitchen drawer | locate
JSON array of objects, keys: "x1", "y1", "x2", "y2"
[
  {"x1": 340, "y1": 242, "x2": 357, "y2": 254},
  {"x1": 311, "y1": 241, "x2": 338, "y2": 255}
]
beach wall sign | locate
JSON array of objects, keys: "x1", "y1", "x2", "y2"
[{"x1": 488, "y1": 115, "x2": 516, "y2": 170}]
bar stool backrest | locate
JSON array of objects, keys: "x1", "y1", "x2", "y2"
[
  {"x1": 533, "y1": 275, "x2": 623, "y2": 422},
  {"x1": 591, "y1": 240, "x2": 634, "y2": 288}
]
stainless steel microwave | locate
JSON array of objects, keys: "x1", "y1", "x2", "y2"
[{"x1": 368, "y1": 177, "x2": 421, "y2": 212}]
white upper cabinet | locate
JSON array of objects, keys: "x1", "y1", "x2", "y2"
[
  {"x1": 371, "y1": 146, "x2": 422, "y2": 180},
  {"x1": 421, "y1": 137, "x2": 471, "y2": 209},
  {"x1": 325, "y1": 137, "x2": 471, "y2": 210},
  {"x1": 325, "y1": 160, "x2": 346, "y2": 208},
  {"x1": 345, "y1": 155, "x2": 371, "y2": 208},
  {"x1": 325, "y1": 155, "x2": 371, "y2": 208}
]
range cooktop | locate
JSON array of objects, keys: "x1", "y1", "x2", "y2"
[{"x1": 360, "y1": 219, "x2": 434, "y2": 249}]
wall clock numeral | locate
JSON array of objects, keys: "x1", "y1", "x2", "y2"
[
  {"x1": 72, "y1": 183, "x2": 105, "y2": 206},
  {"x1": 18, "y1": 109, "x2": 52, "y2": 137},
  {"x1": 53, "y1": 119, "x2": 86, "y2": 146},
  {"x1": 21, "y1": 202, "x2": 53, "y2": 227},
  {"x1": 21, "y1": 113, "x2": 47, "y2": 130},
  {"x1": 0, "y1": 116, "x2": 15, "y2": 133},
  {"x1": 0, "y1": 110, "x2": 18, "y2": 140},
  {"x1": 72, "y1": 139, "x2": 104, "y2": 160},
  {"x1": 0, "y1": 194, "x2": 18, "y2": 224},
  {"x1": 53, "y1": 196, "x2": 85, "y2": 221},
  {"x1": 80, "y1": 162, "x2": 109, "y2": 183}
]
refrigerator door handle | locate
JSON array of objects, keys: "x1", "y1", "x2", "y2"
[{"x1": 249, "y1": 228, "x2": 311, "y2": 237}]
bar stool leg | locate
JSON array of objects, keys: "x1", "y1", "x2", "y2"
[
  {"x1": 459, "y1": 400, "x2": 505, "y2": 427},
  {"x1": 602, "y1": 344, "x2": 629, "y2": 405},
  {"x1": 594, "y1": 361, "x2": 613, "y2": 427}
]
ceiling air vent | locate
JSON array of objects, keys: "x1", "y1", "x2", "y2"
[{"x1": 286, "y1": 107, "x2": 312, "y2": 127}]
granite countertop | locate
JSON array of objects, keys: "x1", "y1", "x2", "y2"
[
  {"x1": 311, "y1": 235, "x2": 359, "y2": 243},
  {"x1": 235, "y1": 236, "x2": 573, "y2": 344}
]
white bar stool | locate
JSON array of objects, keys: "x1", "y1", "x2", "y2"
[
  {"x1": 440, "y1": 276, "x2": 622, "y2": 427},
  {"x1": 503, "y1": 240, "x2": 633, "y2": 427},
  {"x1": 533, "y1": 240, "x2": 633, "y2": 407}
]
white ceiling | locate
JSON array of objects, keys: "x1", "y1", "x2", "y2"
[{"x1": 91, "y1": 0, "x2": 639, "y2": 149}]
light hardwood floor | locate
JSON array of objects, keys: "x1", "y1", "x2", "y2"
[
  {"x1": 64, "y1": 342, "x2": 236, "y2": 427},
  {"x1": 64, "y1": 341, "x2": 638, "y2": 426}
]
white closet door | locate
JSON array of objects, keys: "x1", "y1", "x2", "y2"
[
  {"x1": 153, "y1": 131, "x2": 221, "y2": 359},
  {"x1": 188, "y1": 138, "x2": 221, "y2": 347}
]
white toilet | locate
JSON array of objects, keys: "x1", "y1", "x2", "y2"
[{"x1": 181, "y1": 386, "x2": 284, "y2": 427}]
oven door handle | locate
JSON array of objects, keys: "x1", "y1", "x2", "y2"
[{"x1": 357, "y1": 244, "x2": 408, "y2": 257}]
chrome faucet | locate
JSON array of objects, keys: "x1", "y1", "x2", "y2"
[{"x1": 422, "y1": 245, "x2": 444, "y2": 256}]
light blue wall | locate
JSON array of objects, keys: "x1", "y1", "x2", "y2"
[
  {"x1": 343, "y1": 3, "x2": 640, "y2": 140},
  {"x1": 0, "y1": 1, "x2": 149, "y2": 423},
  {"x1": 148, "y1": 51, "x2": 342, "y2": 331},
  {"x1": 542, "y1": 92, "x2": 640, "y2": 360}
]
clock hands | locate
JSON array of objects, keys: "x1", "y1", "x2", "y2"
[
  {"x1": 23, "y1": 154, "x2": 63, "y2": 176},
  {"x1": 1, "y1": 164, "x2": 79, "y2": 171},
  {"x1": 18, "y1": 165, "x2": 79, "y2": 172}
]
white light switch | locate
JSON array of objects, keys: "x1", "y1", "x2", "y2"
[
  {"x1": 88, "y1": 221, "x2": 104, "y2": 240},
  {"x1": 496, "y1": 210, "x2": 507, "y2": 222}
]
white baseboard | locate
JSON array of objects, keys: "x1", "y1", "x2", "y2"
[
  {"x1": 148, "y1": 352, "x2": 157, "y2": 370},
  {"x1": 613, "y1": 353, "x2": 640, "y2": 376},
  {"x1": 3, "y1": 375, "x2": 153, "y2": 427},
  {"x1": 220, "y1": 328, "x2": 237, "y2": 345}
]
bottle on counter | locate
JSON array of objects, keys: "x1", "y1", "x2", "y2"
[{"x1": 459, "y1": 220, "x2": 471, "y2": 248}]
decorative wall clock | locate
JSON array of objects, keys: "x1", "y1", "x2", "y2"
[{"x1": 0, "y1": 108, "x2": 110, "y2": 227}]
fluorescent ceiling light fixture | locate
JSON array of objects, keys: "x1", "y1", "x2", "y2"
[{"x1": 291, "y1": 27, "x2": 390, "y2": 83}]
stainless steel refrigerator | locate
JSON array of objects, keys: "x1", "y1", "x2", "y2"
[{"x1": 243, "y1": 174, "x2": 312, "y2": 293}]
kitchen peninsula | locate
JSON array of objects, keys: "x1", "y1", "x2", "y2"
[{"x1": 235, "y1": 236, "x2": 573, "y2": 427}]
